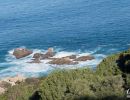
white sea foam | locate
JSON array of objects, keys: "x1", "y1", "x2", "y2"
[
  {"x1": 0, "y1": 48, "x2": 106, "y2": 79},
  {"x1": 53, "y1": 51, "x2": 76, "y2": 58}
]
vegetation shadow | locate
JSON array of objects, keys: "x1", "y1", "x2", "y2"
[{"x1": 29, "y1": 91, "x2": 42, "y2": 100}]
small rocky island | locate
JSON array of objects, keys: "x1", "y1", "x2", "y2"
[{"x1": 13, "y1": 47, "x2": 95, "y2": 65}]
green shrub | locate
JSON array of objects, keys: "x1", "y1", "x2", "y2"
[
  {"x1": 39, "y1": 69, "x2": 125, "y2": 100},
  {"x1": 96, "y1": 54, "x2": 122, "y2": 76}
]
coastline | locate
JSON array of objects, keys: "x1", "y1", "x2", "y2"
[
  {"x1": 0, "y1": 47, "x2": 105, "y2": 79},
  {"x1": 0, "y1": 49, "x2": 130, "y2": 99}
]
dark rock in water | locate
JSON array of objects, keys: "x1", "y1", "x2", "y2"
[
  {"x1": 45, "y1": 48, "x2": 55, "y2": 57},
  {"x1": 75, "y1": 56, "x2": 94, "y2": 61},
  {"x1": 48, "y1": 57, "x2": 78, "y2": 65},
  {"x1": 41, "y1": 48, "x2": 55, "y2": 59},
  {"x1": 33, "y1": 53, "x2": 43, "y2": 59},
  {"x1": 30, "y1": 58, "x2": 41, "y2": 63},
  {"x1": 63, "y1": 55, "x2": 77, "y2": 59},
  {"x1": 33, "y1": 48, "x2": 55, "y2": 60},
  {"x1": 13, "y1": 48, "x2": 32, "y2": 59}
]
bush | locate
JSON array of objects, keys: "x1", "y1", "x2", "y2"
[
  {"x1": 39, "y1": 69, "x2": 125, "y2": 100},
  {"x1": 96, "y1": 54, "x2": 122, "y2": 76}
]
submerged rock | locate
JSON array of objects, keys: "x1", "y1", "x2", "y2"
[
  {"x1": 13, "y1": 48, "x2": 32, "y2": 59},
  {"x1": 48, "y1": 57, "x2": 78, "y2": 65},
  {"x1": 75, "y1": 55, "x2": 94, "y2": 61}
]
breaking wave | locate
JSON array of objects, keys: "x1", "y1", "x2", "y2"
[{"x1": 0, "y1": 47, "x2": 106, "y2": 79}]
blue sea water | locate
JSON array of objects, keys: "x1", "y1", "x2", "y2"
[{"x1": 0, "y1": 0, "x2": 130, "y2": 78}]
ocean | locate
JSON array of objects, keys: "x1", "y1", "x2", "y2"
[{"x1": 0, "y1": 0, "x2": 130, "y2": 78}]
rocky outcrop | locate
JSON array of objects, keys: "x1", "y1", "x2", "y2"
[
  {"x1": 3, "y1": 74, "x2": 26, "y2": 86},
  {"x1": 0, "y1": 81, "x2": 11, "y2": 94},
  {"x1": 33, "y1": 53, "x2": 42, "y2": 59},
  {"x1": 0, "y1": 87, "x2": 5, "y2": 94},
  {"x1": 62, "y1": 55, "x2": 77, "y2": 59},
  {"x1": 33, "y1": 48, "x2": 55, "y2": 60},
  {"x1": 0, "y1": 75, "x2": 26, "y2": 94},
  {"x1": 75, "y1": 56, "x2": 94, "y2": 61},
  {"x1": 48, "y1": 57, "x2": 78, "y2": 65},
  {"x1": 12, "y1": 47, "x2": 95, "y2": 65},
  {"x1": 13, "y1": 48, "x2": 32, "y2": 59},
  {"x1": 41, "y1": 48, "x2": 55, "y2": 59},
  {"x1": 0, "y1": 81, "x2": 11, "y2": 88},
  {"x1": 46, "y1": 48, "x2": 55, "y2": 57}
]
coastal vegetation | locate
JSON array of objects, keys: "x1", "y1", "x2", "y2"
[{"x1": 0, "y1": 49, "x2": 130, "y2": 100}]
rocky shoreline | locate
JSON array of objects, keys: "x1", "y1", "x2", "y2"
[
  {"x1": 0, "y1": 47, "x2": 95, "y2": 94},
  {"x1": 13, "y1": 47, "x2": 95, "y2": 65},
  {"x1": 0, "y1": 74, "x2": 26, "y2": 94}
]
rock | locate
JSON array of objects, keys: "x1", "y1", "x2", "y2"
[
  {"x1": 13, "y1": 48, "x2": 32, "y2": 59},
  {"x1": 33, "y1": 48, "x2": 55, "y2": 60},
  {"x1": 75, "y1": 55, "x2": 94, "y2": 61},
  {"x1": 0, "y1": 81, "x2": 11, "y2": 94},
  {"x1": 0, "y1": 81, "x2": 11, "y2": 88},
  {"x1": 3, "y1": 74, "x2": 26, "y2": 86},
  {"x1": 0, "y1": 87, "x2": 6, "y2": 94},
  {"x1": 48, "y1": 57, "x2": 78, "y2": 65},
  {"x1": 30, "y1": 58, "x2": 41, "y2": 63},
  {"x1": 63, "y1": 55, "x2": 77, "y2": 59},
  {"x1": 41, "y1": 48, "x2": 55, "y2": 59},
  {"x1": 33, "y1": 53, "x2": 42, "y2": 59},
  {"x1": 0, "y1": 75, "x2": 26, "y2": 94}
]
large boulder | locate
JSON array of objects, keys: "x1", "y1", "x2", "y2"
[
  {"x1": 75, "y1": 55, "x2": 94, "y2": 61},
  {"x1": 48, "y1": 57, "x2": 78, "y2": 65},
  {"x1": 13, "y1": 48, "x2": 32, "y2": 59}
]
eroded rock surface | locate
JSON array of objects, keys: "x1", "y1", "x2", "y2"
[
  {"x1": 48, "y1": 57, "x2": 78, "y2": 65},
  {"x1": 75, "y1": 56, "x2": 94, "y2": 61},
  {"x1": 13, "y1": 48, "x2": 32, "y2": 59}
]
